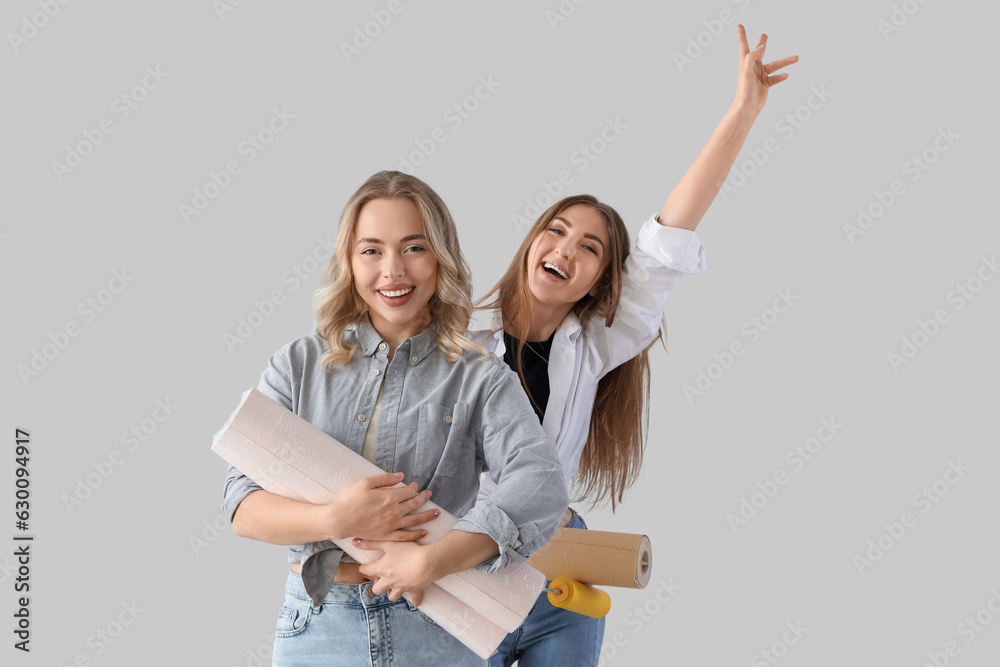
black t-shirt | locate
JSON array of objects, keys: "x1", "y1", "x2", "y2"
[{"x1": 502, "y1": 331, "x2": 554, "y2": 422}]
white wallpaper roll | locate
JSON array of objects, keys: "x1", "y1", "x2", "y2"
[{"x1": 212, "y1": 388, "x2": 546, "y2": 659}]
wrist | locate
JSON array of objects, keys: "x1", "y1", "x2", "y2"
[
  {"x1": 728, "y1": 100, "x2": 759, "y2": 122},
  {"x1": 420, "y1": 540, "x2": 449, "y2": 581},
  {"x1": 318, "y1": 500, "x2": 348, "y2": 541}
]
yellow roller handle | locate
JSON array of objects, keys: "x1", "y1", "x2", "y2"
[{"x1": 546, "y1": 577, "x2": 612, "y2": 619}]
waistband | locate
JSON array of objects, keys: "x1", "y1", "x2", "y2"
[{"x1": 283, "y1": 570, "x2": 417, "y2": 611}]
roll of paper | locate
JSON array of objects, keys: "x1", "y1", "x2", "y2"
[
  {"x1": 527, "y1": 527, "x2": 652, "y2": 589},
  {"x1": 212, "y1": 388, "x2": 546, "y2": 659}
]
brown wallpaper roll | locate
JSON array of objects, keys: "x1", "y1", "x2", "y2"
[{"x1": 527, "y1": 528, "x2": 652, "y2": 589}]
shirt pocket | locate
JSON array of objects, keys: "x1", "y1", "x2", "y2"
[{"x1": 413, "y1": 403, "x2": 470, "y2": 479}]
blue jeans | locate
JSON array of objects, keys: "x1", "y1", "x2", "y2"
[
  {"x1": 272, "y1": 570, "x2": 488, "y2": 666},
  {"x1": 489, "y1": 508, "x2": 606, "y2": 667}
]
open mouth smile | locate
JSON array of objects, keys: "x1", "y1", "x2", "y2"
[
  {"x1": 376, "y1": 285, "x2": 416, "y2": 306},
  {"x1": 378, "y1": 287, "x2": 414, "y2": 297},
  {"x1": 543, "y1": 262, "x2": 569, "y2": 280}
]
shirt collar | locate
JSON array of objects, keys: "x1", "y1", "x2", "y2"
[
  {"x1": 353, "y1": 314, "x2": 438, "y2": 365},
  {"x1": 485, "y1": 306, "x2": 583, "y2": 353}
]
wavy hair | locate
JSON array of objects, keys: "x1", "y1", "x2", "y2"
[
  {"x1": 314, "y1": 171, "x2": 487, "y2": 368},
  {"x1": 478, "y1": 195, "x2": 663, "y2": 511}
]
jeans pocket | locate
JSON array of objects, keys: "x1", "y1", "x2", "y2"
[{"x1": 275, "y1": 594, "x2": 314, "y2": 638}]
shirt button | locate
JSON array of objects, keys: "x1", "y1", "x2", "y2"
[
  {"x1": 411, "y1": 355, "x2": 418, "y2": 363},
  {"x1": 444, "y1": 415, "x2": 452, "y2": 423},
  {"x1": 372, "y1": 369, "x2": 380, "y2": 376},
  {"x1": 365, "y1": 349, "x2": 371, "y2": 355},
  {"x1": 358, "y1": 414, "x2": 366, "y2": 422},
  {"x1": 378, "y1": 343, "x2": 387, "y2": 351}
]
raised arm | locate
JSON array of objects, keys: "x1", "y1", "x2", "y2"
[{"x1": 659, "y1": 25, "x2": 798, "y2": 231}]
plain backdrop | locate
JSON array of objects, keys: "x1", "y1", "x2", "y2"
[{"x1": 2, "y1": 1, "x2": 998, "y2": 665}]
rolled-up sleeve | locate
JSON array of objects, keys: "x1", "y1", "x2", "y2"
[
  {"x1": 452, "y1": 365, "x2": 568, "y2": 573},
  {"x1": 586, "y1": 214, "x2": 707, "y2": 376},
  {"x1": 220, "y1": 345, "x2": 296, "y2": 522}
]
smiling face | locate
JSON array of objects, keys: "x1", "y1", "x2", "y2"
[
  {"x1": 351, "y1": 197, "x2": 438, "y2": 349},
  {"x1": 525, "y1": 203, "x2": 612, "y2": 312}
]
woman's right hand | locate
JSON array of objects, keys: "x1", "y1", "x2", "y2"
[{"x1": 323, "y1": 472, "x2": 439, "y2": 542}]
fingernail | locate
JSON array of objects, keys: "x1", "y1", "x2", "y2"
[
  {"x1": 395, "y1": 472, "x2": 404, "y2": 478},
  {"x1": 426, "y1": 490, "x2": 433, "y2": 497},
  {"x1": 353, "y1": 538, "x2": 362, "y2": 545},
  {"x1": 420, "y1": 530, "x2": 428, "y2": 537},
  {"x1": 433, "y1": 510, "x2": 440, "y2": 517}
]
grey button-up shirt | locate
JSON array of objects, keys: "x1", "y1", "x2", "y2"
[{"x1": 222, "y1": 317, "x2": 568, "y2": 606}]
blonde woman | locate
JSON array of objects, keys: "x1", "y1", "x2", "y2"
[
  {"x1": 223, "y1": 171, "x2": 567, "y2": 666},
  {"x1": 477, "y1": 26, "x2": 798, "y2": 666}
]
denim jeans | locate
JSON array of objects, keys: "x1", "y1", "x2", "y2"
[
  {"x1": 489, "y1": 508, "x2": 606, "y2": 667},
  {"x1": 272, "y1": 571, "x2": 488, "y2": 666}
]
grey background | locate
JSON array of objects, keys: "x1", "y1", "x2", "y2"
[{"x1": 3, "y1": 1, "x2": 998, "y2": 665}]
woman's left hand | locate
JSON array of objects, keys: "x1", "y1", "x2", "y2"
[
  {"x1": 733, "y1": 24, "x2": 799, "y2": 115},
  {"x1": 355, "y1": 539, "x2": 438, "y2": 607}
]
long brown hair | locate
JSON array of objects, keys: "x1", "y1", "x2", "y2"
[
  {"x1": 314, "y1": 170, "x2": 488, "y2": 368},
  {"x1": 478, "y1": 195, "x2": 663, "y2": 511}
]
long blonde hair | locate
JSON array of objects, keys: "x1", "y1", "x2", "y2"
[
  {"x1": 478, "y1": 195, "x2": 663, "y2": 511},
  {"x1": 314, "y1": 171, "x2": 487, "y2": 368}
]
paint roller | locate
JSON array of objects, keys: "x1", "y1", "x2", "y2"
[
  {"x1": 543, "y1": 577, "x2": 612, "y2": 618},
  {"x1": 529, "y1": 527, "x2": 653, "y2": 618}
]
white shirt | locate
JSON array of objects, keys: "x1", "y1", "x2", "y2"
[{"x1": 476, "y1": 214, "x2": 707, "y2": 502}]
